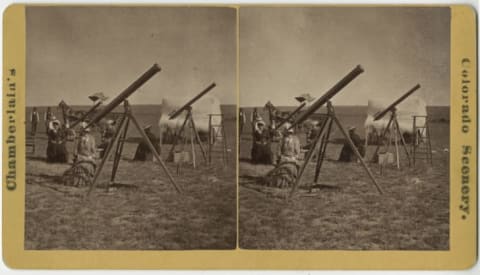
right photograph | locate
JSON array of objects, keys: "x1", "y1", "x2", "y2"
[{"x1": 239, "y1": 7, "x2": 451, "y2": 250}]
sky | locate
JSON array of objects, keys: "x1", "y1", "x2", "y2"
[
  {"x1": 26, "y1": 7, "x2": 236, "y2": 106},
  {"x1": 240, "y1": 7, "x2": 450, "y2": 107}
]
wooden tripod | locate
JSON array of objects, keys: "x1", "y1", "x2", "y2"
[
  {"x1": 289, "y1": 102, "x2": 383, "y2": 200},
  {"x1": 86, "y1": 101, "x2": 182, "y2": 197},
  {"x1": 167, "y1": 106, "x2": 208, "y2": 168},
  {"x1": 371, "y1": 108, "x2": 411, "y2": 169}
]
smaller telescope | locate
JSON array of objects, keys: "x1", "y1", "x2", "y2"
[
  {"x1": 167, "y1": 82, "x2": 217, "y2": 166},
  {"x1": 169, "y1": 82, "x2": 217, "y2": 120},
  {"x1": 276, "y1": 101, "x2": 306, "y2": 129},
  {"x1": 69, "y1": 100, "x2": 104, "y2": 129},
  {"x1": 374, "y1": 84, "x2": 421, "y2": 121},
  {"x1": 370, "y1": 84, "x2": 421, "y2": 168},
  {"x1": 290, "y1": 65, "x2": 365, "y2": 128}
]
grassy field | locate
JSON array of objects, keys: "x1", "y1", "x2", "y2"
[
  {"x1": 239, "y1": 106, "x2": 450, "y2": 250},
  {"x1": 25, "y1": 105, "x2": 236, "y2": 250}
]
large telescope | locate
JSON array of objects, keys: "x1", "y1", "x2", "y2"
[
  {"x1": 290, "y1": 65, "x2": 364, "y2": 128},
  {"x1": 373, "y1": 83, "x2": 421, "y2": 121},
  {"x1": 168, "y1": 82, "x2": 217, "y2": 120},
  {"x1": 86, "y1": 64, "x2": 161, "y2": 128},
  {"x1": 276, "y1": 102, "x2": 306, "y2": 129}
]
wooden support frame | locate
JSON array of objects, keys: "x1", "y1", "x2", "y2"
[
  {"x1": 208, "y1": 114, "x2": 229, "y2": 166},
  {"x1": 370, "y1": 109, "x2": 411, "y2": 169},
  {"x1": 412, "y1": 115, "x2": 433, "y2": 166},
  {"x1": 167, "y1": 106, "x2": 208, "y2": 168},
  {"x1": 288, "y1": 101, "x2": 382, "y2": 200},
  {"x1": 86, "y1": 101, "x2": 182, "y2": 198}
]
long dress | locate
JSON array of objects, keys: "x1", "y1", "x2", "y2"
[
  {"x1": 46, "y1": 128, "x2": 68, "y2": 163},
  {"x1": 263, "y1": 134, "x2": 301, "y2": 188},
  {"x1": 134, "y1": 131, "x2": 160, "y2": 161},
  {"x1": 63, "y1": 133, "x2": 96, "y2": 187},
  {"x1": 251, "y1": 129, "x2": 273, "y2": 164},
  {"x1": 338, "y1": 132, "x2": 365, "y2": 162}
]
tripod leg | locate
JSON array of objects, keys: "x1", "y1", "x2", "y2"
[
  {"x1": 426, "y1": 119, "x2": 433, "y2": 165},
  {"x1": 331, "y1": 114, "x2": 383, "y2": 194},
  {"x1": 288, "y1": 120, "x2": 328, "y2": 200},
  {"x1": 312, "y1": 117, "x2": 330, "y2": 183},
  {"x1": 371, "y1": 114, "x2": 395, "y2": 162},
  {"x1": 167, "y1": 114, "x2": 190, "y2": 161},
  {"x1": 394, "y1": 117, "x2": 411, "y2": 166},
  {"x1": 394, "y1": 122, "x2": 400, "y2": 169},
  {"x1": 221, "y1": 116, "x2": 229, "y2": 165},
  {"x1": 110, "y1": 117, "x2": 130, "y2": 184},
  {"x1": 86, "y1": 114, "x2": 128, "y2": 197},
  {"x1": 208, "y1": 115, "x2": 212, "y2": 165},
  {"x1": 190, "y1": 116, "x2": 208, "y2": 163},
  {"x1": 314, "y1": 118, "x2": 333, "y2": 184},
  {"x1": 190, "y1": 124, "x2": 196, "y2": 169},
  {"x1": 129, "y1": 113, "x2": 183, "y2": 193}
]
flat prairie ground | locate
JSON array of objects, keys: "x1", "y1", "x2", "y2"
[
  {"x1": 239, "y1": 106, "x2": 450, "y2": 250},
  {"x1": 25, "y1": 105, "x2": 236, "y2": 250}
]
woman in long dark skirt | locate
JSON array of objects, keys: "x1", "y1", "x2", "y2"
[
  {"x1": 251, "y1": 120, "x2": 273, "y2": 164},
  {"x1": 46, "y1": 119, "x2": 68, "y2": 163}
]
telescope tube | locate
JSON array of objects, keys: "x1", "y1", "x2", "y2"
[
  {"x1": 276, "y1": 102, "x2": 306, "y2": 129},
  {"x1": 373, "y1": 83, "x2": 421, "y2": 121},
  {"x1": 169, "y1": 82, "x2": 217, "y2": 120},
  {"x1": 291, "y1": 65, "x2": 365, "y2": 128},
  {"x1": 86, "y1": 64, "x2": 161, "y2": 128}
]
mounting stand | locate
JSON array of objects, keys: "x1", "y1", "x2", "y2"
[
  {"x1": 370, "y1": 108, "x2": 411, "y2": 169},
  {"x1": 167, "y1": 106, "x2": 208, "y2": 168},
  {"x1": 412, "y1": 115, "x2": 433, "y2": 166},
  {"x1": 208, "y1": 114, "x2": 229, "y2": 166},
  {"x1": 289, "y1": 101, "x2": 383, "y2": 200},
  {"x1": 86, "y1": 101, "x2": 182, "y2": 197}
]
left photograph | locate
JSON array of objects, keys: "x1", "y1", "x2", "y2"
[{"x1": 25, "y1": 6, "x2": 237, "y2": 250}]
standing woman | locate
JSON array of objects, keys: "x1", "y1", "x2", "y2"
[
  {"x1": 46, "y1": 119, "x2": 68, "y2": 163},
  {"x1": 63, "y1": 122, "x2": 97, "y2": 187},
  {"x1": 251, "y1": 119, "x2": 273, "y2": 164}
]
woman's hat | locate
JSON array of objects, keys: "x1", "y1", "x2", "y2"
[{"x1": 48, "y1": 119, "x2": 61, "y2": 130}]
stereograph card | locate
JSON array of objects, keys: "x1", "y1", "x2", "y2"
[{"x1": 2, "y1": 3, "x2": 477, "y2": 270}]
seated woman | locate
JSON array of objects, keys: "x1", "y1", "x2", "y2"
[
  {"x1": 63, "y1": 122, "x2": 97, "y2": 187},
  {"x1": 251, "y1": 119, "x2": 273, "y2": 164},
  {"x1": 264, "y1": 124, "x2": 301, "y2": 189},
  {"x1": 276, "y1": 124, "x2": 301, "y2": 164}
]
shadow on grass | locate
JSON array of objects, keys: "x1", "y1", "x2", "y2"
[
  {"x1": 239, "y1": 157, "x2": 253, "y2": 163},
  {"x1": 239, "y1": 174, "x2": 263, "y2": 185}
]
